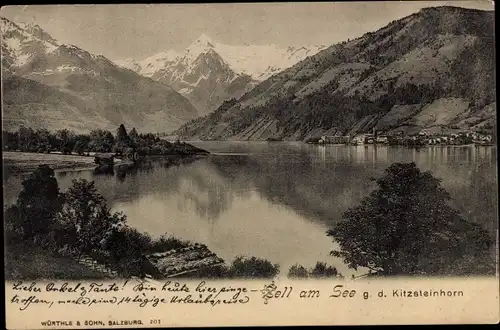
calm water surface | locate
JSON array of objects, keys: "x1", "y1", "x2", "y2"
[{"x1": 4, "y1": 142, "x2": 498, "y2": 277}]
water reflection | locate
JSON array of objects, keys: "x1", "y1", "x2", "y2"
[
  {"x1": 176, "y1": 164, "x2": 234, "y2": 221},
  {"x1": 3, "y1": 144, "x2": 497, "y2": 276}
]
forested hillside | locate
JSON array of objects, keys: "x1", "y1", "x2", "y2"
[{"x1": 176, "y1": 6, "x2": 495, "y2": 140}]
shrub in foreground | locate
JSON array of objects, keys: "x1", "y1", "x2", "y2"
[{"x1": 288, "y1": 262, "x2": 343, "y2": 279}]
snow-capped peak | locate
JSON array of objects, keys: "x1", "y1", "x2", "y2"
[
  {"x1": 191, "y1": 34, "x2": 215, "y2": 48},
  {"x1": 184, "y1": 34, "x2": 217, "y2": 63},
  {"x1": 21, "y1": 22, "x2": 42, "y2": 32},
  {"x1": 115, "y1": 49, "x2": 182, "y2": 76},
  {"x1": 114, "y1": 58, "x2": 141, "y2": 71},
  {"x1": 115, "y1": 35, "x2": 328, "y2": 81},
  {"x1": 145, "y1": 50, "x2": 181, "y2": 63},
  {"x1": 1, "y1": 16, "x2": 61, "y2": 66},
  {"x1": 213, "y1": 42, "x2": 329, "y2": 80},
  {"x1": 18, "y1": 21, "x2": 58, "y2": 45}
]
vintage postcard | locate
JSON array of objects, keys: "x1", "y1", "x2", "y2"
[{"x1": 2, "y1": 1, "x2": 498, "y2": 328}]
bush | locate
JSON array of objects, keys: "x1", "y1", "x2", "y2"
[
  {"x1": 287, "y1": 262, "x2": 342, "y2": 279},
  {"x1": 287, "y1": 264, "x2": 309, "y2": 278},
  {"x1": 226, "y1": 256, "x2": 280, "y2": 278},
  {"x1": 4, "y1": 205, "x2": 23, "y2": 244},
  {"x1": 186, "y1": 265, "x2": 230, "y2": 279},
  {"x1": 101, "y1": 226, "x2": 153, "y2": 276},
  {"x1": 62, "y1": 146, "x2": 72, "y2": 155},
  {"x1": 174, "y1": 256, "x2": 280, "y2": 279},
  {"x1": 310, "y1": 262, "x2": 340, "y2": 278},
  {"x1": 149, "y1": 235, "x2": 190, "y2": 253},
  {"x1": 12, "y1": 165, "x2": 64, "y2": 242},
  {"x1": 6, "y1": 167, "x2": 214, "y2": 279},
  {"x1": 56, "y1": 179, "x2": 126, "y2": 254}
]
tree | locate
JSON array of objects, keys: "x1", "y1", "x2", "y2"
[
  {"x1": 89, "y1": 130, "x2": 114, "y2": 152},
  {"x1": 114, "y1": 124, "x2": 131, "y2": 154},
  {"x1": 18, "y1": 126, "x2": 35, "y2": 151},
  {"x1": 56, "y1": 129, "x2": 76, "y2": 153},
  {"x1": 129, "y1": 127, "x2": 139, "y2": 146},
  {"x1": 73, "y1": 140, "x2": 86, "y2": 156},
  {"x1": 8, "y1": 165, "x2": 64, "y2": 242},
  {"x1": 328, "y1": 162, "x2": 494, "y2": 276},
  {"x1": 56, "y1": 129, "x2": 69, "y2": 145},
  {"x1": 34, "y1": 129, "x2": 51, "y2": 152},
  {"x1": 74, "y1": 134, "x2": 90, "y2": 152},
  {"x1": 116, "y1": 124, "x2": 128, "y2": 143},
  {"x1": 56, "y1": 179, "x2": 126, "y2": 253},
  {"x1": 2, "y1": 130, "x2": 19, "y2": 150}
]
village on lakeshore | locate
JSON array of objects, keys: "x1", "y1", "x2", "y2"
[{"x1": 308, "y1": 129, "x2": 495, "y2": 146}]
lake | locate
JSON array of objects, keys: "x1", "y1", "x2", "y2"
[{"x1": 3, "y1": 142, "x2": 498, "y2": 277}]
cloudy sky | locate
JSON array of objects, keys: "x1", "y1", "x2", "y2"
[{"x1": 1, "y1": 1, "x2": 494, "y2": 61}]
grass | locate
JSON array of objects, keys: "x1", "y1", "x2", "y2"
[
  {"x1": 4, "y1": 242, "x2": 108, "y2": 280},
  {"x1": 3, "y1": 151, "x2": 96, "y2": 174}
]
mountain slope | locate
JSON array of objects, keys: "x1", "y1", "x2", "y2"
[
  {"x1": 115, "y1": 49, "x2": 182, "y2": 77},
  {"x1": 116, "y1": 35, "x2": 327, "y2": 115},
  {"x1": 176, "y1": 6, "x2": 495, "y2": 141},
  {"x1": 2, "y1": 75, "x2": 115, "y2": 131},
  {"x1": 1, "y1": 17, "x2": 199, "y2": 133},
  {"x1": 151, "y1": 36, "x2": 258, "y2": 115}
]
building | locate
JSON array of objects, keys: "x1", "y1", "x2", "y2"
[
  {"x1": 319, "y1": 135, "x2": 351, "y2": 144},
  {"x1": 352, "y1": 135, "x2": 366, "y2": 145},
  {"x1": 352, "y1": 134, "x2": 374, "y2": 145},
  {"x1": 375, "y1": 135, "x2": 389, "y2": 144},
  {"x1": 474, "y1": 133, "x2": 493, "y2": 145}
]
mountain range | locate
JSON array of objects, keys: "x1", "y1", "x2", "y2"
[
  {"x1": 116, "y1": 35, "x2": 327, "y2": 115},
  {"x1": 1, "y1": 17, "x2": 199, "y2": 133},
  {"x1": 176, "y1": 6, "x2": 496, "y2": 141}
]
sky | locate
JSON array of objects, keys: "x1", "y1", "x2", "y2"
[{"x1": 1, "y1": 1, "x2": 494, "y2": 61}]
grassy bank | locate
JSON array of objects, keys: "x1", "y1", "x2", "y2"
[
  {"x1": 3, "y1": 151, "x2": 97, "y2": 174},
  {"x1": 5, "y1": 242, "x2": 108, "y2": 280}
]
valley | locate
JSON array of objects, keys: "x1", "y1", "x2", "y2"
[
  {"x1": 116, "y1": 35, "x2": 327, "y2": 115},
  {"x1": 2, "y1": 6, "x2": 495, "y2": 140}
]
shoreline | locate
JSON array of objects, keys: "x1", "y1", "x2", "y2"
[
  {"x1": 5, "y1": 163, "x2": 99, "y2": 175},
  {"x1": 3, "y1": 152, "x2": 97, "y2": 175},
  {"x1": 2, "y1": 151, "x2": 210, "y2": 175},
  {"x1": 187, "y1": 140, "x2": 496, "y2": 146}
]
